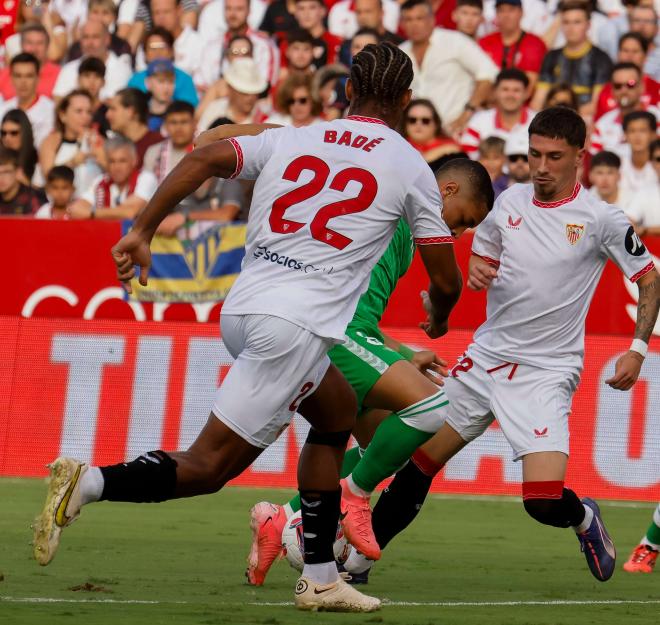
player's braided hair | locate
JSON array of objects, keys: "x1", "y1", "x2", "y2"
[{"x1": 350, "y1": 42, "x2": 414, "y2": 109}]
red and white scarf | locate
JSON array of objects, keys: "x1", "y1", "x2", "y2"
[{"x1": 95, "y1": 169, "x2": 140, "y2": 209}]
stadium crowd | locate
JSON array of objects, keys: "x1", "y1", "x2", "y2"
[{"x1": 0, "y1": 0, "x2": 658, "y2": 236}]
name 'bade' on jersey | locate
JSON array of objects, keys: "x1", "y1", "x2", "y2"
[{"x1": 222, "y1": 117, "x2": 451, "y2": 342}]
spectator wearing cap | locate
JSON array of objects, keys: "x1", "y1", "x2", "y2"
[
  {"x1": 199, "y1": 0, "x2": 280, "y2": 91},
  {"x1": 596, "y1": 32, "x2": 660, "y2": 120},
  {"x1": 77, "y1": 57, "x2": 111, "y2": 136},
  {"x1": 290, "y1": 0, "x2": 343, "y2": 68},
  {"x1": 106, "y1": 88, "x2": 163, "y2": 168},
  {"x1": 53, "y1": 20, "x2": 132, "y2": 102},
  {"x1": 479, "y1": 0, "x2": 546, "y2": 94},
  {"x1": 197, "y1": 57, "x2": 269, "y2": 130},
  {"x1": 460, "y1": 68, "x2": 534, "y2": 157},
  {"x1": 531, "y1": 1, "x2": 612, "y2": 117},
  {"x1": 0, "y1": 52, "x2": 54, "y2": 148},
  {"x1": 619, "y1": 110, "x2": 658, "y2": 193},
  {"x1": 590, "y1": 62, "x2": 660, "y2": 155},
  {"x1": 452, "y1": 0, "x2": 483, "y2": 39},
  {"x1": 67, "y1": 135, "x2": 158, "y2": 219},
  {"x1": 626, "y1": 138, "x2": 660, "y2": 238},
  {"x1": 588, "y1": 150, "x2": 635, "y2": 209},
  {"x1": 0, "y1": 147, "x2": 47, "y2": 216},
  {"x1": 0, "y1": 23, "x2": 61, "y2": 100},
  {"x1": 504, "y1": 130, "x2": 530, "y2": 184},
  {"x1": 146, "y1": 60, "x2": 176, "y2": 131},
  {"x1": 127, "y1": 28, "x2": 199, "y2": 107},
  {"x1": 329, "y1": 0, "x2": 400, "y2": 42},
  {"x1": 400, "y1": 0, "x2": 498, "y2": 134}
]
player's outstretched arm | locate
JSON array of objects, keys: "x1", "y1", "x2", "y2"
[
  {"x1": 606, "y1": 268, "x2": 660, "y2": 391},
  {"x1": 111, "y1": 141, "x2": 240, "y2": 293},
  {"x1": 194, "y1": 123, "x2": 282, "y2": 149},
  {"x1": 417, "y1": 244, "x2": 463, "y2": 338},
  {"x1": 467, "y1": 254, "x2": 498, "y2": 291}
]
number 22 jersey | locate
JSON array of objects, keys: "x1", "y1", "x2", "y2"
[{"x1": 221, "y1": 116, "x2": 452, "y2": 341}]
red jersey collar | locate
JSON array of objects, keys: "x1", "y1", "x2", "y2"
[
  {"x1": 533, "y1": 182, "x2": 581, "y2": 208},
  {"x1": 346, "y1": 115, "x2": 388, "y2": 126},
  {"x1": 494, "y1": 107, "x2": 529, "y2": 130}
]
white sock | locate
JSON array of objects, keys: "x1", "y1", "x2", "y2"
[
  {"x1": 79, "y1": 466, "x2": 104, "y2": 505},
  {"x1": 302, "y1": 561, "x2": 339, "y2": 585},
  {"x1": 573, "y1": 504, "x2": 594, "y2": 534},
  {"x1": 344, "y1": 548, "x2": 374, "y2": 574},
  {"x1": 283, "y1": 502, "x2": 294, "y2": 519},
  {"x1": 346, "y1": 474, "x2": 371, "y2": 498},
  {"x1": 641, "y1": 537, "x2": 660, "y2": 551}
]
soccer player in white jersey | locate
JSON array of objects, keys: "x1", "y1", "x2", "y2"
[
  {"x1": 32, "y1": 43, "x2": 479, "y2": 613},
  {"x1": 340, "y1": 106, "x2": 660, "y2": 584}
]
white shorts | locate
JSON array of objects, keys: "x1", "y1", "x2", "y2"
[
  {"x1": 213, "y1": 314, "x2": 333, "y2": 448},
  {"x1": 444, "y1": 344, "x2": 579, "y2": 461}
]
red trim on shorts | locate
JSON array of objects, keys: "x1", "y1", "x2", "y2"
[
  {"x1": 411, "y1": 448, "x2": 444, "y2": 477},
  {"x1": 532, "y1": 182, "x2": 581, "y2": 208},
  {"x1": 472, "y1": 252, "x2": 500, "y2": 268},
  {"x1": 227, "y1": 138, "x2": 243, "y2": 179},
  {"x1": 415, "y1": 236, "x2": 454, "y2": 245},
  {"x1": 345, "y1": 115, "x2": 388, "y2": 126},
  {"x1": 630, "y1": 261, "x2": 655, "y2": 283},
  {"x1": 522, "y1": 480, "x2": 564, "y2": 500}
]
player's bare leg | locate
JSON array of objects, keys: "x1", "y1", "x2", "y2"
[
  {"x1": 522, "y1": 451, "x2": 616, "y2": 581},
  {"x1": 340, "y1": 360, "x2": 448, "y2": 559}
]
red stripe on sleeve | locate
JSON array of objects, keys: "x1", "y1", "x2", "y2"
[
  {"x1": 227, "y1": 138, "x2": 244, "y2": 179},
  {"x1": 415, "y1": 236, "x2": 454, "y2": 245},
  {"x1": 472, "y1": 252, "x2": 500, "y2": 267},
  {"x1": 630, "y1": 261, "x2": 655, "y2": 283}
]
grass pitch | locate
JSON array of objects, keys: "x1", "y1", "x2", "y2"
[{"x1": 1, "y1": 478, "x2": 658, "y2": 625}]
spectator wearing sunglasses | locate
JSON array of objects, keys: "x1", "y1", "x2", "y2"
[
  {"x1": 460, "y1": 68, "x2": 534, "y2": 158},
  {"x1": 504, "y1": 130, "x2": 530, "y2": 184},
  {"x1": 0, "y1": 109, "x2": 38, "y2": 186},
  {"x1": 626, "y1": 139, "x2": 660, "y2": 238},
  {"x1": 267, "y1": 73, "x2": 322, "y2": 127},
  {"x1": 590, "y1": 63, "x2": 659, "y2": 155},
  {"x1": 401, "y1": 98, "x2": 461, "y2": 167}
]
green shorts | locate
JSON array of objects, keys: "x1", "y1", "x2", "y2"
[{"x1": 328, "y1": 325, "x2": 409, "y2": 411}]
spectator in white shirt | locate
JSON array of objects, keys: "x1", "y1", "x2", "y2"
[
  {"x1": 620, "y1": 110, "x2": 659, "y2": 193},
  {"x1": 329, "y1": 0, "x2": 400, "y2": 41},
  {"x1": 626, "y1": 138, "x2": 660, "y2": 237},
  {"x1": 53, "y1": 20, "x2": 132, "y2": 102},
  {"x1": 588, "y1": 150, "x2": 635, "y2": 209},
  {"x1": 591, "y1": 62, "x2": 659, "y2": 154},
  {"x1": 67, "y1": 135, "x2": 158, "y2": 219},
  {"x1": 0, "y1": 53, "x2": 54, "y2": 148},
  {"x1": 198, "y1": 0, "x2": 268, "y2": 46},
  {"x1": 399, "y1": 0, "x2": 498, "y2": 133},
  {"x1": 35, "y1": 165, "x2": 76, "y2": 220},
  {"x1": 460, "y1": 68, "x2": 535, "y2": 157}
]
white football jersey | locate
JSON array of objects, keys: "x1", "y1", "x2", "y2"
[
  {"x1": 472, "y1": 182, "x2": 655, "y2": 373},
  {"x1": 222, "y1": 116, "x2": 452, "y2": 340}
]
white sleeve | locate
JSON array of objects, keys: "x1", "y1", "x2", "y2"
[
  {"x1": 600, "y1": 202, "x2": 655, "y2": 282},
  {"x1": 134, "y1": 171, "x2": 159, "y2": 201},
  {"x1": 471, "y1": 194, "x2": 503, "y2": 265},
  {"x1": 227, "y1": 128, "x2": 282, "y2": 180},
  {"x1": 117, "y1": 0, "x2": 139, "y2": 24},
  {"x1": 53, "y1": 63, "x2": 77, "y2": 98},
  {"x1": 624, "y1": 191, "x2": 646, "y2": 224},
  {"x1": 403, "y1": 167, "x2": 453, "y2": 244},
  {"x1": 456, "y1": 33, "x2": 499, "y2": 81},
  {"x1": 81, "y1": 175, "x2": 103, "y2": 206},
  {"x1": 383, "y1": 0, "x2": 400, "y2": 34}
]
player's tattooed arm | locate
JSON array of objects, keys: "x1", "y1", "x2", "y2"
[{"x1": 634, "y1": 269, "x2": 660, "y2": 344}]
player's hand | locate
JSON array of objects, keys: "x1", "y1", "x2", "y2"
[
  {"x1": 111, "y1": 229, "x2": 152, "y2": 294},
  {"x1": 411, "y1": 350, "x2": 449, "y2": 384},
  {"x1": 418, "y1": 290, "x2": 449, "y2": 338},
  {"x1": 468, "y1": 262, "x2": 498, "y2": 291},
  {"x1": 604, "y1": 351, "x2": 644, "y2": 391}
]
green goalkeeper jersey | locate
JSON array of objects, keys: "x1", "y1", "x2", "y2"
[{"x1": 350, "y1": 219, "x2": 415, "y2": 331}]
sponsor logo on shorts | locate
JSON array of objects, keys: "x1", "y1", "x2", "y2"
[
  {"x1": 534, "y1": 427, "x2": 548, "y2": 438},
  {"x1": 253, "y1": 246, "x2": 334, "y2": 274},
  {"x1": 507, "y1": 215, "x2": 523, "y2": 230},
  {"x1": 566, "y1": 223, "x2": 585, "y2": 245}
]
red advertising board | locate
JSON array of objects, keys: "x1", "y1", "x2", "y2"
[
  {"x1": 1, "y1": 317, "x2": 658, "y2": 501},
  {"x1": 2, "y1": 219, "x2": 659, "y2": 335}
]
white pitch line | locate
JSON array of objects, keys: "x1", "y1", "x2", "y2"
[
  {"x1": 0, "y1": 596, "x2": 187, "y2": 605},
  {"x1": 250, "y1": 599, "x2": 660, "y2": 608}
]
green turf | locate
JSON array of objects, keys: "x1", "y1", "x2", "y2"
[{"x1": 1, "y1": 478, "x2": 658, "y2": 625}]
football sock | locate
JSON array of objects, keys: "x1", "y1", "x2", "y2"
[
  {"x1": 351, "y1": 413, "x2": 435, "y2": 493},
  {"x1": 79, "y1": 466, "x2": 104, "y2": 505},
  {"x1": 288, "y1": 447, "x2": 362, "y2": 514},
  {"x1": 522, "y1": 482, "x2": 588, "y2": 529},
  {"x1": 344, "y1": 549, "x2": 374, "y2": 574},
  {"x1": 371, "y1": 451, "x2": 435, "y2": 549},
  {"x1": 641, "y1": 504, "x2": 660, "y2": 550},
  {"x1": 100, "y1": 450, "x2": 178, "y2": 502},
  {"x1": 299, "y1": 489, "x2": 341, "y2": 584},
  {"x1": 573, "y1": 503, "x2": 594, "y2": 534}
]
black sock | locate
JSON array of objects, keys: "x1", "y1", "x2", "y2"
[
  {"x1": 562, "y1": 488, "x2": 586, "y2": 526},
  {"x1": 523, "y1": 488, "x2": 586, "y2": 528},
  {"x1": 299, "y1": 489, "x2": 341, "y2": 564},
  {"x1": 372, "y1": 459, "x2": 433, "y2": 549},
  {"x1": 100, "y1": 450, "x2": 178, "y2": 502}
]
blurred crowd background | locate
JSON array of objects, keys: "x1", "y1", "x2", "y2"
[{"x1": 0, "y1": 0, "x2": 658, "y2": 238}]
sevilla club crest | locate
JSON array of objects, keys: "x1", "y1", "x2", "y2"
[{"x1": 565, "y1": 223, "x2": 584, "y2": 245}]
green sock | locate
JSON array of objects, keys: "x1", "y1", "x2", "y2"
[
  {"x1": 287, "y1": 446, "x2": 363, "y2": 514},
  {"x1": 351, "y1": 413, "x2": 435, "y2": 493},
  {"x1": 644, "y1": 504, "x2": 660, "y2": 548}
]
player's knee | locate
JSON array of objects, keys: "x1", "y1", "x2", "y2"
[
  {"x1": 398, "y1": 391, "x2": 448, "y2": 434},
  {"x1": 522, "y1": 481, "x2": 571, "y2": 528}
]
